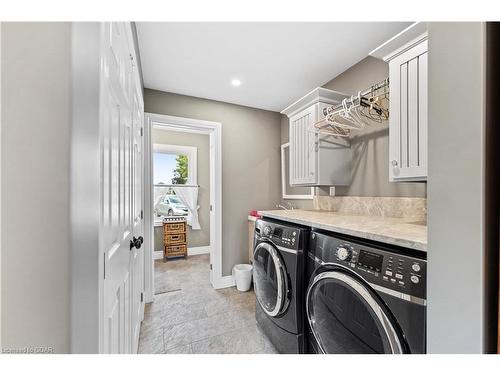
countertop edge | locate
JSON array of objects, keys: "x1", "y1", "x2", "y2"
[{"x1": 259, "y1": 211, "x2": 427, "y2": 252}]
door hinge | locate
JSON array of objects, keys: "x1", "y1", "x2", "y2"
[
  {"x1": 210, "y1": 204, "x2": 213, "y2": 212},
  {"x1": 210, "y1": 264, "x2": 212, "y2": 270},
  {"x1": 140, "y1": 210, "x2": 143, "y2": 219},
  {"x1": 140, "y1": 127, "x2": 143, "y2": 136},
  {"x1": 103, "y1": 253, "x2": 106, "y2": 280},
  {"x1": 140, "y1": 292, "x2": 144, "y2": 303}
]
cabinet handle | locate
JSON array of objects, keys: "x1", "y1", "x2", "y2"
[{"x1": 391, "y1": 160, "x2": 398, "y2": 167}]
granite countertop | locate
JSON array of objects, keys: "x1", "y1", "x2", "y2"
[{"x1": 258, "y1": 209, "x2": 427, "y2": 252}]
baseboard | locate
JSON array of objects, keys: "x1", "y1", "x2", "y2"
[
  {"x1": 188, "y1": 246, "x2": 211, "y2": 256},
  {"x1": 153, "y1": 246, "x2": 211, "y2": 260},
  {"x1": 213, "y1": 275, "x2": 235, "y2": 290}
]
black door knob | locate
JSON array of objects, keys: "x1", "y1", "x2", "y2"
[{"x1": 130, "y1": 236, "x2": 143, "y2": 250}]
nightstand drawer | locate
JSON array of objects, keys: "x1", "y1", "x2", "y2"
[
  {"x1": 164, "y1": 244, "x2": 187, "y2": 258},
  {"x1": 164, "y1": 233, "x2": 186, "y2": 245},
  {"x1": 164, "y1": 221, "x2": 187, "y2": 234}
]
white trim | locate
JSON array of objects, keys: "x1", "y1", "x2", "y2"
[
  {"x1": 143, "y1": 112, "x2": 155, "y2": 303},
  {"x1": 153, "y1": 246, "x2": 211, "y2": 260},
  {"x1": 0, "y1": 22, "x2": 3, "y2": 347},
  {"x1": 281, "y1": 143, "x2": 314, "y2": 200},
  {"x1": 213, "y1": 275, "x2": 235, "y2": 290},
  {"x1": 369, "y1": 22, "x2": 428, "y2": 62},
  {"x1": 144, "y1": 112, "x2": 224, "y2": 295},
  {"x1": 70, "y1": 23, "x2": 102, "y2": 353},
  {"x1": 280, "y1": 87, "x2": 348, "y2": 118},
  {"x1": 153, "y1": 143, "x2": 198, "y2": 186},
  {"x1": 188, "y1": 246, "x2": 211, "y2": 256}
]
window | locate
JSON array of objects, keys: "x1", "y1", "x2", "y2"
[
  {"x1": 153, "y1": 152, "x2": 188, "y2": 185},
  {"x1": 153, "y1": 144, "x2": 197, "y2": 219}
]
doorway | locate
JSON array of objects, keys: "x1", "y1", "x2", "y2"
[{"x1": 143, "y1": 113, "x2": 225, "y2": 303}]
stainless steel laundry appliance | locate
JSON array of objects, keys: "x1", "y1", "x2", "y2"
[
  {"x1": 306, "y1": 230, "x2": 427, "y2": 354},
  {"x1": 253, "y1": 218, "x2": 310, "y2": 353}
]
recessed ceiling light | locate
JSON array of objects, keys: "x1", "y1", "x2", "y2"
[{"x1": 231, "y1": 78, "x2": 241, "y2": 87}]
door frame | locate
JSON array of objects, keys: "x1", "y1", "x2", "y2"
[
  {"x1": 143, "y1": 112, "x2": 225, "y2": 302},
  {"x1": 0, "y1": 22, "x2": 3, "y2": 348}
]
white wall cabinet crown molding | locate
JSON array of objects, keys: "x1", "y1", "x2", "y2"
[
  {"x1": 281, "y1": 87, "x2": 348, "y2": 118},
  {"x1": 370, "y1": 22, "x2": 428, "y2": 62}
]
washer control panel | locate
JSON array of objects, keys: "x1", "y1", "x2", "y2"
[
  {"x1": 256, "y1": 219, "x2": 303, "y2": 250},
  {"x1": 311, "y1": 231, "x2": 426, "y2": 299}
]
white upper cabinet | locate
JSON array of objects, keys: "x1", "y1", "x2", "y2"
[
  {"x1": 371, "y1": 23, "x2": 428, "y2": 182},
  {"x1": 282, "y1": 88, "x2": 351, "y2": 187},
  {"x1": 389, "y1": 40, "x2": 428, "y2": 181}
]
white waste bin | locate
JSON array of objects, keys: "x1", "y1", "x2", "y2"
[{"x1": 233, "y1": 264, "x2": 253, "y2": 292}]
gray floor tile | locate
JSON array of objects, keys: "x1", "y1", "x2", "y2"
[
  {"x1": 165, "y1": 344, "x2": 193, "y2": 354},
  {"x1": 138, "y1": 328, "x2": 164, "y2": 354},
  {"x1": 148, "y1": 290, "x2": 185, "y2": 313},
  {"x1": 191, "y1": 325, "x2": 269, "y2": 354},
  {"x1": 163, "y1": 311, "x2": 246, "y2": 350},
  {"x1": 141, "y1": 301, "x2": 208, "y2": 335},
  {"x1": 139, "y1": 254, "x2": 265, "y2": 354}
]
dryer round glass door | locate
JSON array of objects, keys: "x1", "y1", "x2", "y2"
[
  {"x1": 253, "y1": 242, "x2": 289, "y2": 317},
  {"x1": 306, "y1": 270, "x2": 405, "y2": 354}
]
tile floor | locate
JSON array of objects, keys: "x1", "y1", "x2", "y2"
[{"x1": 138, "y1": 254, "x2": 278, "y2": 354}]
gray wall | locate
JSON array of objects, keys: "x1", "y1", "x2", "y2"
[
  {"x1": 281, "y1": 56, "x2": 427, "y2": 208},
  {"x1": 152, "y1": 128, "x2": 210, "y2": 248},
  {"x1": 427, "y1": 22, "x2": 486, "y2": 353},
  {"x1": 1, "y1": 23, "x2": 71, "y2": 353},
  {"x1": 144, "y1": 89, "x2": 282, "y2": 275}
]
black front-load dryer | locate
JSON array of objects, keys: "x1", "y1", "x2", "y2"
[
  {"x1": 253, "y1": 218, "x2": 309, "y2": 354},
  {"x1": 306, "y1": 230, "x2": 427, "y2": 354}
]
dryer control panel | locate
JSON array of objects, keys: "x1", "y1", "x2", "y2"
[{"x1": 309, "y1": 231, "x2": 426, "y2": 300}]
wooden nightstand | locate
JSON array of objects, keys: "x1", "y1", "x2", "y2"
[{"x1": 163, "y1": 217, "x2": 187, "y2": 261}]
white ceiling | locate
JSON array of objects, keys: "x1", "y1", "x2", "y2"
[{"x1": 136, "y1": 22, "x2": 411, "y2": 112}]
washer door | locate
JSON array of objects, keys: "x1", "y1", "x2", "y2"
[
  {"x1": 253, "y1": 242, "x2": 289, "y2": 317},
  {"x1": 306, "y1": 269, "x2": 405, "y2": 354}
]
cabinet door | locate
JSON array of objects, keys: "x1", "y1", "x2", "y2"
[
  {"x1": 289, "y1": 105, "x2": 317, "y2": 185},
  {"x1": 389, "y1": 40, "x2": 428, "y2": 181}
]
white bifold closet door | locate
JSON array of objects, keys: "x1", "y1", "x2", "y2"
[
  {"x1": 101, "y1": 22, "x2": 144, "y2": 354},
  {"x1": 389, "y1": 39, "x2": 428, "y2": 182}
]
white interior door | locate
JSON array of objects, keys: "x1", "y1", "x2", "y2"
[{"x1": 101, "y1": 22, "x2": 144, "y2": 354}]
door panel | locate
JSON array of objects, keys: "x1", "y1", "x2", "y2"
[{"x1": 101, "y1": 22, "x2": 144, "y2": 354}]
